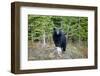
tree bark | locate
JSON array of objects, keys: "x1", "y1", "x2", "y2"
[{"x1": 42, "y1": 31, "x2": 46, "y2": 47}]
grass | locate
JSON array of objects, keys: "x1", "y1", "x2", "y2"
[{"x1": 28, "y1": 41, "x2": 88, "y2": 61}]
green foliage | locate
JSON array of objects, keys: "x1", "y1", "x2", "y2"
[{"x1": 28, "y1": 15, "x2": 88, "y2": 43}]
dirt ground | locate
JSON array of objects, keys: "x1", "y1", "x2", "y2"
[{"x1": 28, "y1": 41, "x2": 88, "y2": 61}]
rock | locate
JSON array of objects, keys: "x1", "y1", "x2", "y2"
[{"x1": 49, "y1": 53, "x2": 55, "y2": 58}]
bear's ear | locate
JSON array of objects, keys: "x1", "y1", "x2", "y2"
[{"x1": 53, "y1": 27, "x2": 56, "y2": 30}]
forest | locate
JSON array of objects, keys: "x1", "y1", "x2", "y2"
[{"x1": 28, "y1": 15, "x2": 88, "y2": 60}]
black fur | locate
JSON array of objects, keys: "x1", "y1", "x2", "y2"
[{"x1": 53, "y1": 28, "x2": 67, "y2": 52}]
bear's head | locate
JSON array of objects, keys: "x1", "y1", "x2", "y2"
[{"x1": 53, "y1": 27, "x2": 62, "y2": 35}]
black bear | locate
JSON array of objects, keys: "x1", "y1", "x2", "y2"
[{"x1": 53, "y1": 27, "x2": 67, "y2": 56}]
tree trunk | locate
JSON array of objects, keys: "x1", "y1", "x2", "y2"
[
  {"x1": 31, "y1": 34, "x2": 33, "y2": 42},
  {"x1": 78, "y1": 17, "x2": 81, "y2": 46},
  {"x1": 31, "y1": 32, "x2": 34, "y2": 45},
  {"x1": 42, "y1": 31, "x2": 46, "y2": 47}
]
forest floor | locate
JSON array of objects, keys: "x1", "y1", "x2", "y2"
[{"x1": 28, "y1": 41, "x2": 88, "y2": 60}]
